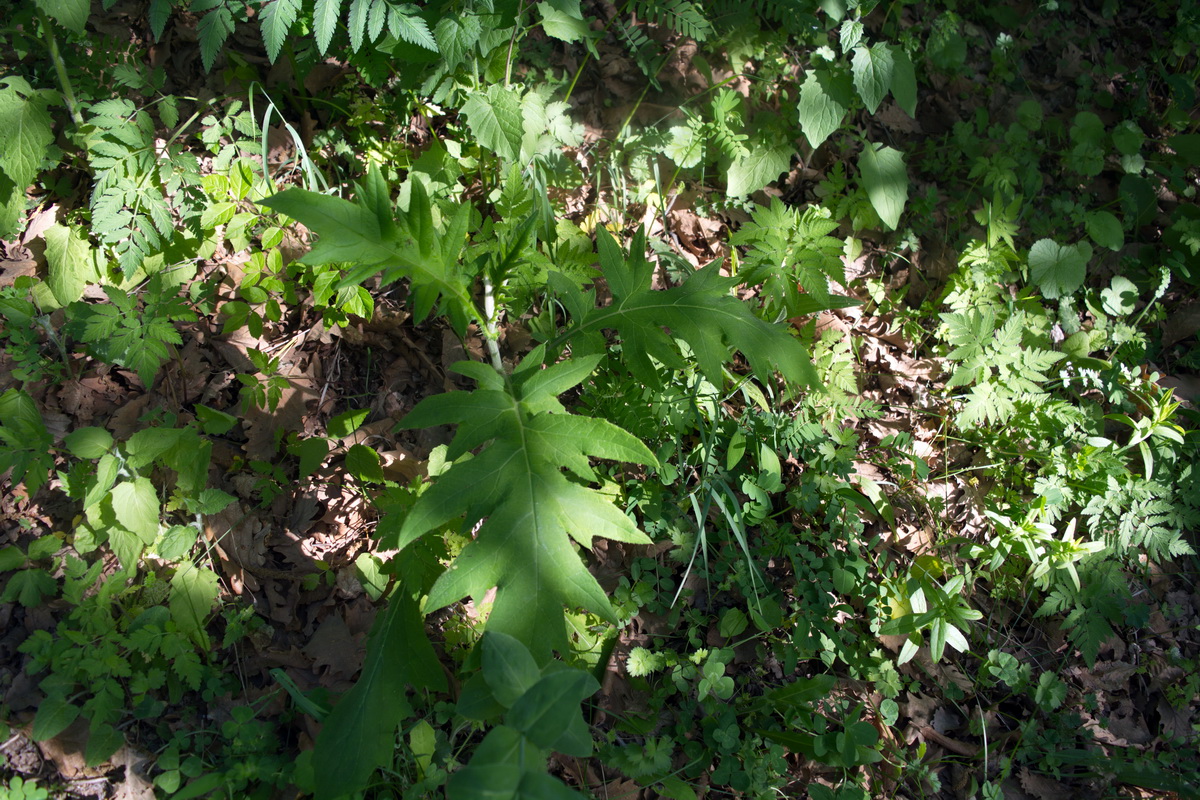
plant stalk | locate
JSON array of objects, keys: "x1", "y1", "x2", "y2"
[
  {"x1": 38, "y1": 12, "x2": 84, "y2": 126},
  {"x1": 481, "y1": 275, "x2": 505, "y2": 373}
]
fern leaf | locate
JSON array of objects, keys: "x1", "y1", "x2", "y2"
[
  {"x1": 386, "y1": 354, "x2": 657, "y2": 663},
  {"x1": 633, "y1": 0, "x2": 712, "y2": 41},
  {"x1": 260, "y1": 0, "x2": 301, "y2": 61}
]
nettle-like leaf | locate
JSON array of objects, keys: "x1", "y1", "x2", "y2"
[
  {"x1": 461, "y1": 85, "x2": 526, "y2": 162},
  {"x1": 384, "y1": 352, "x2": 657, "y2": 663},
  {"x1": 552, "y1": 227, "x2": 820, "y2": 388},
  {"x1": 851, "y1": 42, "x2": 893, "y2": 114},
  {"x1": 261, "y1": 170, "x2": 476, "y2": 332},
  {"x1": 35, "y1": 0, "x2": 89, "y2": 32},
  {"x1": 45, "y1": 223, "x2": 104, "y2": 306},
  {"x1": 798, "y1": 68, "x2": 852, "y2": 150},
  {"x1": 0, "y1": 78, "x2": 55, "y2": 238}
]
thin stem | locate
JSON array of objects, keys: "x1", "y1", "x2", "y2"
[{"x1": 39, "y1": 12, "x2": 84, "y2": 126}]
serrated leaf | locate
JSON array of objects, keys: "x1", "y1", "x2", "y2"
[
  {"x1": 851, "y1": 43, "x2": 893, "y2": 114},
  {"x1": 84, "y1": 723, "x2": 124, "y2": 767},
  {"x1": 157, "y1": 524, "x2": 198, "y2": 560},
  {"x1": 347, "y1": 0, "x2": 371, "y2": 49},
  {"x1": 328, "y1": 408, "x2": 370, "y2": 438},
  {"x1": 538, "y1": 1, "x2": 590, "y2": 42},
  {"x1": 195, "y1": 404, "x2": 238, "y2": 435},
  {"x1": 839, "y1": 19, "x2": 863, "y2": 52},
  {"x1": 313, "y1": 0, "x2": 343, "y2": 54},
  {"x1": 293, "y1": 437, "x2": 330, "y2": 477},
  {"x1": 260, "y1": 0, "x2": 300, "y2": 61},
  {"x1": 393, "y1": 358, "x2": 656, "y2": 663},
  {"x1": 45, "y1": 224, "x2": 102, "y2": 306},
  {"x1": 345, "y1": 443, "x2": 384, "y2": 482},
  {"x1": 435, "y1": 14, "x2": 482, "y2": 68},
  {"x1": 387, "y1": 5, "x2": 436, "y2": 51},
  {"x1": 725, "y1": 141, "x2": 793, "y2": 197},
  {"x1": 2, "y1": 569, "x2": 57, "y2": 607},
  {"x1": 196, "y1": 6, "x2": 234, "y2": 72},
  {"x1": 34, "y1": 0, "x2": 89, "y2": 33},
  {"x1": 0, "y1": 87, "x2": 54, "y2": 236},
  {"x1": 798, "y1": 68, "x2": 851, "y2": 150},
  {"x1": 461, "y1": 86, "x2": 525, "y2": 162},
  {"x1": 858, "y1": 143, "x2": 908, "y2": 230},
  {"x1": 110, "y1": 477, "x2": 160, "y2": 542},
  {"x1": 169, "y1": 563, "x2": 218, "y2": 647},
  {"x1": 1028, "y1": 239, "x2": 1091, "y2": 299},
  {"x1": 313, "y1": 594, "x2": 445, "y2": 800},
  {"x1": 32, "y1": 694, "x2": 80, "y2": 741},
  {"x1": 195, "y1": 487, "x2": 236, "y2": 515}
]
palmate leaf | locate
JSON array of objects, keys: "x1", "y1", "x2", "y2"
[
  {"x1": 385, "y1": 352, "x2": 657, "y2": 663},
  {"x1": 552, "y1": 227, "x2": 819, "y2": 388}
]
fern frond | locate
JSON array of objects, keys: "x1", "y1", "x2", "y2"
[{"x1": 632, "y1": 0, "x2": 713, "y2": 41}]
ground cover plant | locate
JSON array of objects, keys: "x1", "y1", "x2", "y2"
[{"x1": 1, "y1": 0, "x2": 1199, "y2": 798}]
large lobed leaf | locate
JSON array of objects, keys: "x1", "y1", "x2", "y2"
[
  {"x1": 384, "y1": 352, "x2": 657, "y2": 664},
  {"x1": 261, "y1": 171, "x2": 475, "y2": 328},
  {"x1": 552, "y1": 227, "x2": 820, "y2": 388},
  {"x1": 312, "y1": 593, "x2": 446, "y2": 800}
]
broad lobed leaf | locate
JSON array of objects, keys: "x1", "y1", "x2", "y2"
[{"x1": 386, "y1": 357, "x2": 656, "y2": 663}]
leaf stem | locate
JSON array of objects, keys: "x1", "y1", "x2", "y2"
[{"x1": 38, "y1": 12, "x2": 84, "y2": 126}]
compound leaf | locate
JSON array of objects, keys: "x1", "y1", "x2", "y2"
[{"x1": 262, "y1": 172, "x2": 473, "y2": 326}]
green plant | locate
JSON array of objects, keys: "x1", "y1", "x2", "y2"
[{"x1": 0, "y1": 776, "x2": 50, "y2": 800}]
